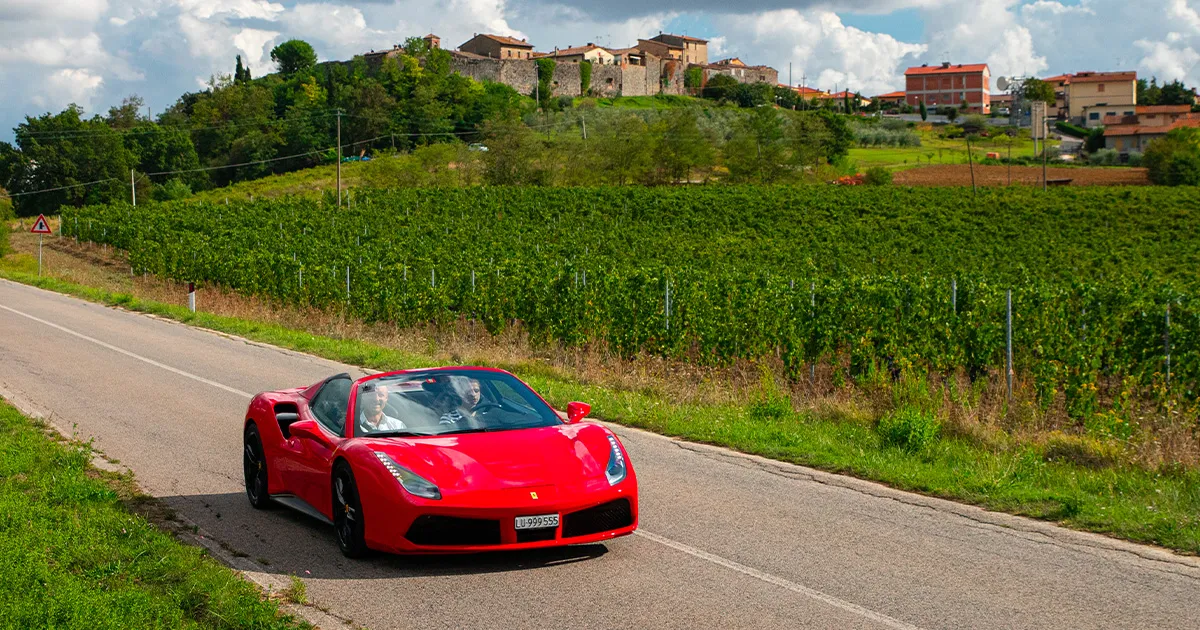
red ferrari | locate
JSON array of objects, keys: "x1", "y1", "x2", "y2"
[{"x1": 242, "y1": 367, "x2": 638, "y2": 557}]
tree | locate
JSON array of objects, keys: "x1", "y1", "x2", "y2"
[
  {"x1": 534, "y1": 58, "x2": 556, "y2": 107},
  {"x1": 270, "y1": 40, "x2": 318, "y2": 77},
  {"x1": 1139, "y1": 78, "x2": 1163, "y2": 106},
  {"x1": 594, "y1": 114, "x2": 656, "y2": 185},
  {"x1": 787, "y1": 112, "x2": 831, "y2": 178},
  {"x1": 481, "y1": 114, "x2": 551, "y2": 185},
  {"x1": 702, "y1": 74, "x2": 739, "y2": 101},
  {"x1": 1144, "y1": 127, "x2": 1200, "y2": 185},
  {"x1": 5, "y1": 105, "x2": 136, "y2": 216},
  {"x1": 1084, "y1": 127, "x2": 1107, "y2": 153},
  {"x1": 813, "y1": 109, "x2": 852, "y2": 161},
  {"x1": 653, "y1": 108, "x2": 715, "y2": 183},
  {"x1": 723, "y1": 106, "x2": 788, "y2": 183},
  {"x1": 1022, "y1": 78, "x2": 1055, "y2": 106},
  {"x1": 684, "y1": 67, "x2": 704, "y2": 92},
  {"x1": 579, "y1": 60, "x2": 593, "y2": 96},
  {"x1": 234, "y1": 55, "x2": 252, "y2": 83},
  {"x1": 1159, "y1": 80, "x2": 1197, "y2": 106},
  {"x1": 919, "y1": 99, "x2": 928, "y2": 122}
]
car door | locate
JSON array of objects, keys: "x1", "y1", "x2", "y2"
[{"x1": 290, "y1": 376, "x2": 351, "y2": 516}]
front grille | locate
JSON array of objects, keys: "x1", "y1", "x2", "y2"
[
  {"x1": 406, "y1": 515, "x2": 502, "y2": 546},
  {"x1": 515, "y1": 527, "x2": 558, "y2": 543},
  {"x1": 562, "y1": 498, "x2": 633, "y2": 538}
]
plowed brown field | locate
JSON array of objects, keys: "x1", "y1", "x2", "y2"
[{"x1": 894, "y1": 165, "x2": 1151, "y2": 187}]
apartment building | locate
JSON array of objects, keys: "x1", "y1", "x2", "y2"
[{"x1": 904, "y1": 62, "x2": 991, "y2": 114}]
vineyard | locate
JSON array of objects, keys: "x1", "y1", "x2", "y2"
[{"x1": 63, "y1": 186, "x2": 1199, "y2": 413}]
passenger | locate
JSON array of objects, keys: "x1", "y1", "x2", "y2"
[
  {"x1": 358, "y1": 384, "x2": 405, "y2": 434},
  {"x1": 435, "y1": 388, "x2": 468, "y2": 425}
]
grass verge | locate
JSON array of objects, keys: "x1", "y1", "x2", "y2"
[
  {"x1": 0, "y1": 399, "x2": 307, "y2": 629},
  {"x1": 2, "y1": 264, "x2": 1199, "y2": 555}
]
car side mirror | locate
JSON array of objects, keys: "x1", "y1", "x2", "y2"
[
  {"x1": 566, "y1": 402, "x2": 591, "y2": 424},
  {"x1": 289, "y1": 419, "x2": 333, "y2": 447}
]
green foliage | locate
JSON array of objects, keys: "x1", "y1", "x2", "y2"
[
  {"x1": 6, "y1": 105, "x2": 136, "y2": 216},
  {"x1": 864, "y1": 166, "x2": 892, "y2": 186},
  {"x1": 702, "y1": 74, "x2": 739, "y2": 100},
  {"x1": 1085, "y1": 127, "x2": 1107, "y2": 153},
  {"x1": 1022, "y1": 78, "x2": 1056, "y2": 106},
  {"x1": 877, "y1": 407, "x2": 941, "y2": 452},
  {"x1": 683, "y1": 67, "x2": 704, "y2": 90},
  {"x1": 1089, "y1": 148, "x2": 1121, "y2": 166},
  {"x1": 535, "y1": 58, "x2": 556, "y2": 106},
  {"x1": 64, "y1": 186, "x2": 1200, "y2": 404},
  {"x1": 1144, "y1": 127, "x2": 1200, "y2": 185},
  {"x1": 579, "y1": 60, "x2": 592, "y2": 96},
  {"x1": 270, "y1": 39, "x2": 317, "y2": 77},
  {"x1": 1054, "y1": 121, "x2": 1089, "y2": 139},
  {"x1": 1140, "y1": 78, "x2": 1197, "y2": 107},
  {"x1": 0, "y1": 402, "x2": 303, "y2": 628},
  {"x1": 919, "y1": 99, "x2": 928, "y2": 122}
]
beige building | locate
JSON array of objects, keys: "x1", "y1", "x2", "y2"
[
  {"x1": 1082, "y1": 104, "x2": 1139, "y2": 127},
  {"x1": 1105, "y1": 115, "x2": 1199, "y2": 152},
  {"x1": 637, "y1": 33, "x2": 708, "y2": 65},
  {"x1": 458, "y1": 33, "x2": 535, "y2": 60},
  {"x1": 1063, "y1": 71, "x2": 1137, "y2": 123},
  {"x1": 703, "y1": 58, "x2": 777, "y2": 85},
  {"x1": 534, "y1": 44, "x2": 616, "y2": 65}
]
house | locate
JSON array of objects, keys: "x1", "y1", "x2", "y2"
[
  {"x1": 990, "y1": 93, "x2": 1013, "y2": 111},
  {"x1": 904, "y1": 62, "x2": 991, "y2": 113},
  {"x1": 702, "y1": 58, "x2": 778, "y2": 85},
  {"x1": 1135, "y1": 104, "x2": 1194, "y2": 127},
  {"x1": 458, "y1": 33, "x2": 535, "y2": 60},
  {"x1": 606, "y1": 47, "x2": 651, "y2": 67},
  {"x1": 1061, "y1": 71, "x2": 1137, "y2": 124},
  {"x1": 873, "y1": 91, "x2": 906, "y2": 106},
  {"x1": 534, "y1": 44, "x2": 616, "y2": 65},
  {"x1": 819, "y1": 91, "x2": 872, "y2": 108},
  {"x1": 643, "y1": 32, "x2": 708, "y2": 65},
  {"x1": 790, "y1": 86, "x2": 830, "y2": 98},
  {"x1": 1043, "y1": 74, "x2": 1071, "y2": 118},
  {"x1": 1104, "y1": 114, "x2": 1200, "y2": 152},
  {"x1": 1082, "y1": 103, "x2": 1139, "y2": 127},
  {"x1": 423, "y1": 34, "x2": 440, "y2": 50}
]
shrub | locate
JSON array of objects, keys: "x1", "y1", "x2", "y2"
[
  {"x1": 1085, "y1": 127, "x2": 1107, "y2": 153},
  {"x1": 864, "y1": 166, "x2": 892, "y2": 186},
  {"x1": 1127, "y1": 151, "x2": 1143, "y2": 167},
  {"x1": 877, "y1": 407, "x2": 940, "y2": 452},
  {"x1": 1090, "y1": 148, "x2": 1120, "y2": 166},
  {"x1": 0, "y1": 194, "x2": 10, "y2": 257},
  {"x1": 1145, "y1": 127, "x2": 1200, "y2": 185},
  {"x1": 1055, "y1": 121, "x2": 1089, "y2": 139}
]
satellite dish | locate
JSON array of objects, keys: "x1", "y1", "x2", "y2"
[{"x1": 997, "y1": 76, "x2": 1010, "y2": 92}]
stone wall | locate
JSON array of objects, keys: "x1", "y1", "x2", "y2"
[{"x1": 449, "y1": 54, "x2": 674, "y2": 99}]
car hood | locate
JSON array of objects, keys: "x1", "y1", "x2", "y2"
[{"x1": 367, "y1": 423, "x2": 617, "y2": 504}]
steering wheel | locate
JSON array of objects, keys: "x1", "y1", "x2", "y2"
[{"x1": 473, "y1": 402, "x2": 503, "y2": 414}]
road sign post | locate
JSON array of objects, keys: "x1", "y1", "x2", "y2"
[{"x1": 30, "y1": 214, "x2": 52, "y2": 276}]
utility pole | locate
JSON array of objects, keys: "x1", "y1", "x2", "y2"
[
  {"x1": 131, "y1": 169, "x2": 136, "y2": 206},
  {"x1": 336, "y1": 109, "x2": 342, "y2": 208}
]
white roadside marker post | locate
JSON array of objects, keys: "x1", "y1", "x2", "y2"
[{"x1": 188, "y1": 282, "x2": 196, "y2": 313}]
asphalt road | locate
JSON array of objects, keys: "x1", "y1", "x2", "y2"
[{"x1": 2, "y1": 278, "x2": 1199, "y2": 629}]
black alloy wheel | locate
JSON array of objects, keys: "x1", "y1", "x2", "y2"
[
  {"x1": 243, "y1": 424, "x2": 271, "y2": 509},
  {"x1": 332, "y1": 463, "x2": 370, "y2": 558}
]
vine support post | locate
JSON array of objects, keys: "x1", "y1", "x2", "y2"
[
  {"x1": 1165, "y1": 305, "x2": 1171, "y2": 386},
  {"x1": 952, "y1": 278, "x2": 957, "y2": 315},
  {"x1": 345, "y1": 266, "x2": 350, "y2": 300},
  {"x1": 810, "y1": 282, "x2": 816, "y2": 384},
  {"x1": 1006, "y1": 289, "x2": 1013, "y2": 403},
  {"x1": 664, "y1": 279, "x2": 671, "y2": 331}
]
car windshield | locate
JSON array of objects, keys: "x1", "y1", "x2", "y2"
[{"x1": 354, "y1": 370, "x2": 563, "y2": 437}]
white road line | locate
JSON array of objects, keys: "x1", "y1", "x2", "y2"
[
  {"x1": 0, "y1": 303, "x2": 253, "y2": 399},
  {"x1": 634, "y1": 530, "x2": 924, "y2": 630},
  {"x1": 0, "y1": 298, "x2": 916, "y2": 627}
]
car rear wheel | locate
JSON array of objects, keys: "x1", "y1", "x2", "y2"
[
  {"x1": 333, "y1": 463, "x2": 370, "y2": 558},
  {"x1": 243, "y1": 423, "x2": 271, "y2": 509}
]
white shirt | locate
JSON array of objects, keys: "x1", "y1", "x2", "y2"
[{"x1": 358, "y1": 410, "x2": 405, "y2": 434}]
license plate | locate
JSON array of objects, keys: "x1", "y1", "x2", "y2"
[{"x1": 515, "y1": 513, "x2": 559, "y2": 530}]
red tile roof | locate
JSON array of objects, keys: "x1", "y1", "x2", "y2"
[
  {"x1": 476, "y1": 34, "x2": 533, "y2": 48},
  {"x1": 1104, "y1": 115, "x2": 1200, "y2": 137},
  {"x1": 1137, "y1": 105, "x2": 1192, "y2": 114},
  {"x1": 905, "y1": 63, "x2": 988, "y2": 76},
  {"x1": 1067, "y1": 71, "x2": 1136, "y2": 83},
  {"x1": 874, "y1": 91, "x2": 906, "y2": 99},
  {"x1": 538, "y1": 44, "x2": 605, "y2": 57}
]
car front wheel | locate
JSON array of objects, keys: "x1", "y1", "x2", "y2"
[
  {"x1": 243, "y1": 423, "x2": 271, "y2": 509},
  {"x1": 332, "y1": 463, "x2": 370, "y2": 558}
]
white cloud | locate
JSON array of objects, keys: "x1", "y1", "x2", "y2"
[
  {"x1": 33, "y1": 69, "x2": 105, "y2": 109},
  {"x1": 0, "y1": 0, "x2": 109, "y2": 22},
  {"x1": 1136, "y1": 38, "x2": 1200, "y2": 82},
  {"x1": 719, "y1": 9, "x2": 925, "y2": 92}
]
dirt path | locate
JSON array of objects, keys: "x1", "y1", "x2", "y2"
[{"x1": 894, "y1": 165, "x2": 1151, "y2": 187}]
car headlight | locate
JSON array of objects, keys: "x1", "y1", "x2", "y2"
[
  {"x1": 605, "y1": 435, "x2": 627, "y2": 486},
  {"x1": 374, "y1": 452, "x2": 441, "y2": 500}
]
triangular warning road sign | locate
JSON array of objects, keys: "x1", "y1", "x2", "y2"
[{"x1": 30, "y1": 214, "x2": 52, "y2": 234}]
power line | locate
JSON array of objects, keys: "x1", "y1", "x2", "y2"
[{"x1": 0, "y1": 177, "x2": 121, "y2": 199}]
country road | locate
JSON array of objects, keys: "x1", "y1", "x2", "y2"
[{"x1": 2, "y1": 278, "x2": 1199, "y2": 629}]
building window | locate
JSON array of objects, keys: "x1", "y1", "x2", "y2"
[
  {"x1": 1097, "y1": 83, "x2": 1105, "y2": 92},
  {"x1": 1089, "y1": 113, "x2": 1100, "y2": 120}
]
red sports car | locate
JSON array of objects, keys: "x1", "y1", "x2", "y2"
[{"x1": 242, "y1": 367, "x2": 638, "y2": 557}]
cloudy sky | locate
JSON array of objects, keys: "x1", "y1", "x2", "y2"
[{"x1": 2, "y1": 0, "x2": 1198, "y2": 140}]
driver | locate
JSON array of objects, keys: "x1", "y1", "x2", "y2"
[{"x1": 358, "y1": 384, "x2": 405, "y2": 434}]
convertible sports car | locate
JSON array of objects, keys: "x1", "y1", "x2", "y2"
[{"x1": 242, "y1": 367, "x2": 638, "y2": 557}]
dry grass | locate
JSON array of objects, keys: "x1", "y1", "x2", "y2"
[{"x1": 10, "y1": 229, "x2": 1199, "y2": 469}]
